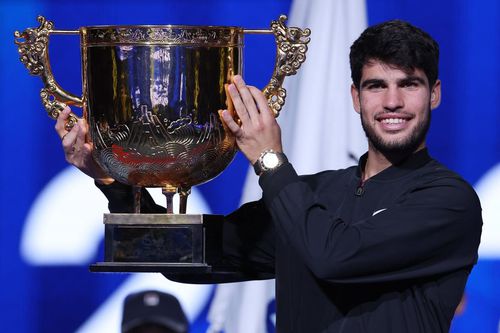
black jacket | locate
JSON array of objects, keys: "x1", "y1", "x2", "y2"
[{"x1": 98, "y1": 149, "x2": 482, "y2": 332}]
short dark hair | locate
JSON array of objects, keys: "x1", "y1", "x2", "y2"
[{"x1": 349, "y1": 20, "x2": 439, "y2": 89}]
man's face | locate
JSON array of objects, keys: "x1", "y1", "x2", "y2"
[{"x1": 351, "y1": 60, "x2": 441, "y2": 155}]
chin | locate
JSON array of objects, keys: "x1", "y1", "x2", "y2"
[
  {"x1": 372, "y1": 138, "x2": 425, "y2": 156},
  {"x1": 363, "y1": 117, "x2": 430, "y2": 157}
]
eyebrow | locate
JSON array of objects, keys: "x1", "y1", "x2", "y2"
[{"x1": 360, "y1": 75, "x2": 427, "y2": 88}]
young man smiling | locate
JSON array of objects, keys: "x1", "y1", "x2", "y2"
[
  {"x1": 220, "y1": 20, "x2": 480, "y2": 333},
  {"x1": 57, "y1": 20, "x2": 482, "y2": 333}
]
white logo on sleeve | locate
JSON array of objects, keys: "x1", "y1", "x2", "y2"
[{"x1": 372, "y1": 208, "x2": 387, "y2": 216}]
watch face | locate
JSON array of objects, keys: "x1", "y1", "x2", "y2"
[{"x1": 262, "y1": 152, "x2": 279, "y2": 169}]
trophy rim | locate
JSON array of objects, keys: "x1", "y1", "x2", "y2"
[
  {"x1": 81, "y1": 25, "x2": 246, "y2": 46},
  {"x1": 82, "y1": 24, "x2": 244, "y2": 31}
]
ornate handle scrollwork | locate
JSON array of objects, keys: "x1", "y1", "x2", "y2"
[
  {"x1": 264, "y1": 15, "x2": 311, "y2": 117},
  {"x1": 14, "y1": 16, "x2": 82, "y2": 130}
]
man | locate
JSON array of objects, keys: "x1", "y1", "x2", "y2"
[{"x1": 56, "y1": 20, "x2": 482, "y2": 332}]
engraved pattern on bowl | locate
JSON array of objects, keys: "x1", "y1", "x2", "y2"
[{"x1": 84, "y1": 30, "x2": 241, "y2": 188}]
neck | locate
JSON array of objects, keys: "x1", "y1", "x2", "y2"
[{"x1": 363, "y1": 143, "x2": 426, "y2": 181}]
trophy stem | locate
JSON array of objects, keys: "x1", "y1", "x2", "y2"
[
  {"x1": 178, "y1": 187, "x2": 191, "y2": 214},
  {"x1": 162, "y1": 185, "x2": 177, "y2": 214},
  {"x1": 133, "y1": 186, "x2": 141, "y2": 213}
]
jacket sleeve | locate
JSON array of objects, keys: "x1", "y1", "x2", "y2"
[
  {"x1": 95, "y1": 181, "x2": 166, "y2": 213},
  {"x1": 219, "y1": 200, "x2": 276, "y2": 277},
  {"x1": 259, "y1": 163, "x2": 483, "y2": 284}
]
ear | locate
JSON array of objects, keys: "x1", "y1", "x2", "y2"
[
  {"x1": 351, "y1": 84, "x2": 361, "y2": 114},
  {"x1": 430, "y1": 80, "x2": 441, "y2": 110}
]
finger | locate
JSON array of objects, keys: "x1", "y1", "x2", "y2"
[
  {"x1": 62, "y1": 122, "x2": 79, "y2": 154},
  {"x1": 227, "y1": 83, "x2": 251, "y2": 124},
  {"x1": 55, "y1": 106, "x2": 72, "y2": 138},
  {"x1": 249, "y1": 86, "x2": 274, "y2": 121},
  {"x1": 232, "y1": 75, "x2": 260, "y2": 120},
  {"x1": 221, "y1": 109, "x2": 243, "y2": 137},
  {"x1": 224, "y1": 83, "x2": 235, "y2": 115},
  {"x1": 76, "y1": 118, "x2": 87, "y2": 144},
  {"x1": 73, "y1": 119, "x2": 89, "y2": 153}
]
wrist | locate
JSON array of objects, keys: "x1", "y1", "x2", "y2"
[
  {"x1": 253, "y1": 149, "x2": 288, "y2": 176},
  {"x1": 89, "y1": 160, "x2": 114, "y2": 185}
]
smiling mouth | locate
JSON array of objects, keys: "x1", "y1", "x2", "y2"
[
  {"x1": 380, "y1": 118, "x2": 406, "y2": 124},
  {"x1": 375, "y1": 114, "x2": 414, "y2": 132},
  {"x1": 376, "y1": 112, "x2": 413, "y2": 124}
]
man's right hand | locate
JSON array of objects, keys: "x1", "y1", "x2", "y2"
[{"x1": 55, "y1": 107, "x2": 115, "y2": 185}]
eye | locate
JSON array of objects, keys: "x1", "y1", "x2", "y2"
[
  {"x1": 404, "y1": 82, "x2": 417, "y2": 87},
  {"x1": 401, "y1": 80, "x2": 421, "y2": 89},
  {"x1": 366, "y1": 82, "x2": 385, "y2": 90}
]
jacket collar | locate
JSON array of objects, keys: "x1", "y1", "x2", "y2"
[{"x1": 356, "y1": 148, "x2": 432, "y2": 181}]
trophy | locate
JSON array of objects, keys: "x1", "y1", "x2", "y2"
[{"x1": 15, "y1": 15, "x2": 310, "y2": 273}]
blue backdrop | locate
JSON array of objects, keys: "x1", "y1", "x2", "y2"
[{"x1": 1, "y1": 0, "x2": 499, "y2": 332}]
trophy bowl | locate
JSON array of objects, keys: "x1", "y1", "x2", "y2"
[{"x1": 15, "y1": 16, "x2": 310, "y2": 272}]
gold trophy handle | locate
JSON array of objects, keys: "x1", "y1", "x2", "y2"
[
  {"x1": 14, "y1": 16, "x2": 82, "y2": 130},
  {"x1": 245, "y1": 15, "x2": 311, "y2": 117}
]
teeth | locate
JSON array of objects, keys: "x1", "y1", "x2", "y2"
[{"x1": 381, "y1": 118, "x2": 405, "y2": 124}]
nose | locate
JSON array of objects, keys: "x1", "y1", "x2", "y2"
[{"x1": 382, "y1": 87, "x2": 404, "y2": 111}]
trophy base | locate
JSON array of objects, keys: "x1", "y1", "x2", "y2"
[
  {"x1": 89, "y1": 262, "x2": 212, "y2": 273},
  {"x1": 90, "y1": 213, "x2": 223, "y2": 273}
]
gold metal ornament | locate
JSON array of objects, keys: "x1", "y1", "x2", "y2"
[
  {"x1": 15, "y1": 16, "x2": 80, "y2": 127},
  {"x1": 264, "y1": 15, "x2": 311, "y2": 116}
]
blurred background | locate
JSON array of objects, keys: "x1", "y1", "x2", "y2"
[{"x1": 1, "y1": 0, "x2": 499, "y2": 332}]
